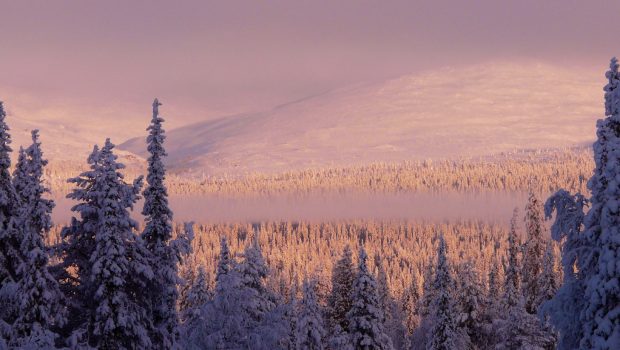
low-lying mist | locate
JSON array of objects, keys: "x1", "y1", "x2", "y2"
[{"x1": 52, "y1": 192, "x2": 530, "y2": 225}]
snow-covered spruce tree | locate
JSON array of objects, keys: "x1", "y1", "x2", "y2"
[
  {"x1": 385, "y1": 301, "x2": 406, "y2": 350},
  {"x1": 178, "y1": 246, "x2": 202, "y2": 326},
  {"x1": 494, "y1": 303, "x2": 557, "y2": 350},
  {"x1": 455, "y1": 260, "x2": 488, "y2": 348},
  {"x1": 374, "y1": 253, "x2": 390, "y2": 323},
  {"x1": 0, "y1": 150, "x2": 28, "y2": 343},
  {"x1": 296, "y1": 279, "x2": 326, "y2": 350},
  {"x1": 55, "y1": 145, "x2": 105, "y2": 337},
  {"x1": 503, "y1": 208, "x2": 521, "y2": 309},
  {"x1": 375, "y1": 253, "x2": 406, "y2": 348},
  {"x1": 288, "y1": 273, "x2": 300, "y2": 348},
  {"x1": 191, "y1": 235, "x2": 281, "y2": 349},
  {"x1": 12, "y1": 147, "x2": 28, "y2": 206},
  {"x1": 485, "y1": 255, "x2": 503, "y2": 346},
  {"x1": 418, "y1": 259, "x2": 436, "y2": 319},
  {"x1": 12, "y1": 131, "x2": 54, "y2": 244},
  {"x1": 11, "y1": 130, "x2": 66, "y2": 348},
  {"x1": 401, "y1": 269, "x2": 421, "y2": 336},
  {"x1": 140, "y1": 99, "x2": 182, "y2": 349},
  {"x1": 487, "y1": 251, "x2": 502, "y2": 315},
  {"x1": 0, "y1": 107, "x2": 27, "y2": 347},
  {"x1": 185, "y1": 237, "x2": 241, "y2": 349},
  {"x1": 327, "y1": 245, "x2": 355, "y2": 333},
  {"x1": 522, "y1": 191, "x2": 546, "y2": 314},
  {"x1": 543, "y1": 190, "x2": 588, "y2": 349},
  {"x1": 347, "y1": 247, "x2": 394, "y2": 350},
  {"x1": 328, "y1": 325, "x2": 353, "y2": 350},
  {"x1": 536, "y1": 241, "x2": 559, "y2": 311},
  {"x1": 0, "y1": 101, "x2": 17, "y2": 230},
  {"x1": 0, "y1": 101, "x2": 21, "y2": 324},
  {"x1": 181, "y1": 265, "x2": 210, "y2": 328},
  {"x1": 0, "y1": 139, "x2": 48, "y2": 343},
  {"x1": 374, "y1": 254, "x2": 407, "y2": 349},
  {"x1": 578, "y1": 57, "x2": 620, "y2": 349},
  {"x1": 11, "y1": 219, "x2": 64, "y2": 349},
  {"x1": 426, "y1": 235, "x2": 459, "y2": 350},
  {"x1": 233, "y1": 235, "x2": 292, "y2": 350},
  {"x1": 255, "y1": 301, "x2": 295, "y2": 350},
  {"x1": 73, "y1": 139, "x2": 153, "y2": 349},
  {"x1": 314, "y1": 266, "x2": 331, "y2": 307},
  {"x1": 215, "y1": 236, "x2": 233, "y2": 294},
  {"x1": 237, "y1": 236, "x2": 280, "y2": 343},
  {"x1": 495, "y1": 208, "x2": 556, "y2": 349},
  {"x1": 537, "y1": 58, "x2": 620, "y2": 349},
  {"x1": 177, "y1": 260, "x2": 196, "y2": 323}
]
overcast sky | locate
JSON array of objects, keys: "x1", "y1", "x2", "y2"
[{"x1": 1, "y1": 0, "x2": 618, "y2": 125}]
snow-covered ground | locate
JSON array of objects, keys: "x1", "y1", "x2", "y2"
[
  {"x1": 120, "y1": 62, "x2": 601, "y2": 175},
  {"x1": 0, "y1": 92, "x2": 147, "y2": 162}
]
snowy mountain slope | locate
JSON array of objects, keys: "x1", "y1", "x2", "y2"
[
  {"x1": 0, "y1": 91, "x2": 149, "y2": 166},
  {"x1": 119, "y1": 62, "x2": 602, "y2": 175}
]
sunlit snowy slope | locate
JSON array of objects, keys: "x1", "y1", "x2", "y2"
[
  {"x1": 119, "y1": 62, "x2": 602, "y2": 175},
  {"x1": 0, "y1": 93, "x2": 145, "y2": 163}
]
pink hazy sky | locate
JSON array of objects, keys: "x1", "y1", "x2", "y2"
[{"x1": 1, "y1": 0, "x2": 618, "y2": 124}]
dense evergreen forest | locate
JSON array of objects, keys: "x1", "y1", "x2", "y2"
[
  {"x1": 45, "y1": 148, "x2": 590, "y2": 198},
  {"x1": 1, "y1": 60, "x2": 620, "y2": 349}
]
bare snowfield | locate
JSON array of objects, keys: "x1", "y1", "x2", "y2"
[{"x1": 120, "y1": 62, "x2": 601, "y2": 175}]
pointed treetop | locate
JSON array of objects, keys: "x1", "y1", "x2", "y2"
[
  {"x1": 358, "y1": 245, "x2": 368, "y2": 268},
  {"x1": 438, "y1": 233, "x2": 447, "y2": 258},
  {"x1": 31, "y1": 129, "x2": 39, "y2": 143},
  {"x1": 27, "y1": 130, "x2": 45, "y2": 170},
  {"x1": 0, "y1": 100, "x2": 13, "y2": 172},
  {"x1": 0, "y1": 101, "x2": 8, "y2": 129},
  {"x1": 153, "y1": 98, "x2": 162, "y2": 118},
  {"x1": 88, "y1": 144, "x2": 100, "y2": 159},
  {"x1": 100, "y1": 138, "x2": 119, "y2": 164},
  {"x1": 609, "y1": 57, "x2": 618, "y2": 74},
  {"x1": 605, "y1": 57, "x2": 620, "y2": 117},
  {"x1": 252, "y1": 228, "x2": 261, "y2": 248}
]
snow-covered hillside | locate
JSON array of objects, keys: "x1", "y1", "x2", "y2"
[
  {"x1": 0, "y1": 93, "x2": 149, "y2": 170},
  {"x1": 119, "y1": 62, "x2": 602, "y2": 175}
]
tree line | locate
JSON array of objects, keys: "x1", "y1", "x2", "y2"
[{"x1": 44, "y1": 149, "x2": 590, "y2": 198}]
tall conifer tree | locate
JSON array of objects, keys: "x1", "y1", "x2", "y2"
[
  {"x1": 544, "y1": 189, "x2": 588, "y2": 349},
  {"x1": 504, "y1": 208, "x2": 521, "y2": 309},
  {"x1": 426, "y1": 236, "x2": 457, "y2": 350},
  {"x1": 296, "y1": 279, "x2": 326, "y2": 350},
  {"x1": 62, "y1": 139, "x2": 153, "y2": 349},
  {"x1": 347, "y1": 247, "x2": 394, "y2": 350},
  {"x1": 141, "y1": 99, "x2": 180, "y2": 348},
  {"x1": 328, "y1": 245, "x2": 355, "y2": 334},
  {"x1": 11, "y1": 130, "x2": 65, "y2": 348},
  {"x1": 522, "y1": 191, "x2": 546, "y2": 314},
  {"x1": 0, "y1": 101, "x2": 20, "y2": 285},
  {"x1": 0, "y1": 102, "x2": 17, "y2": 229},
  {"x1": 578, "y1": 57, "x2": 620, "y2": 349}
]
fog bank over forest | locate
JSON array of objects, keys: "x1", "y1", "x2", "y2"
[{"x1": 52, "y1": 192, "x2": 530, "y2": 224}]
